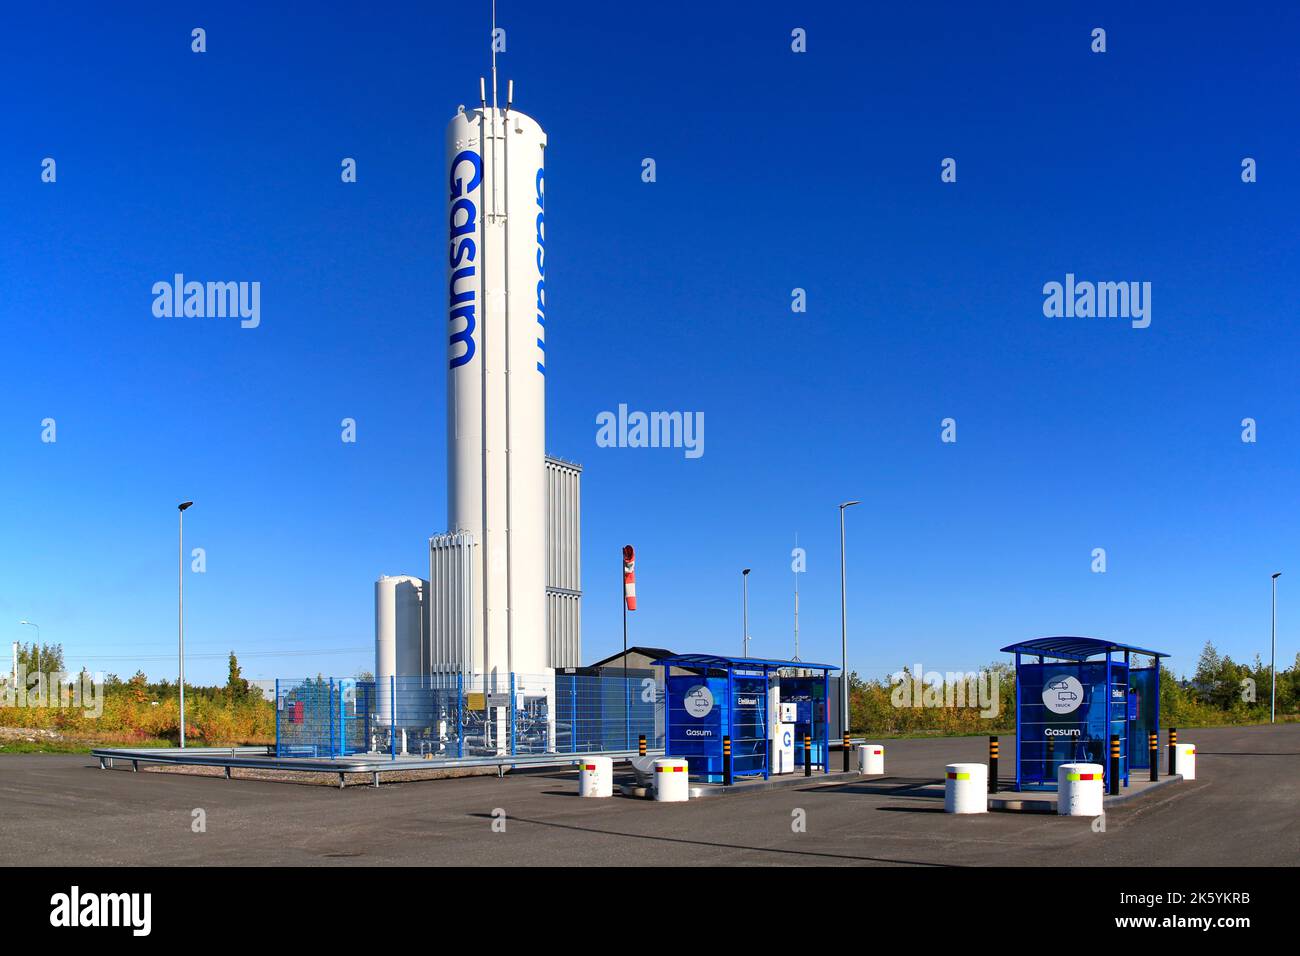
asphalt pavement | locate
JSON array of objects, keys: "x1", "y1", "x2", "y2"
[{"x1": 1, "y1": 724, "x2": 1294, "y2": 866}]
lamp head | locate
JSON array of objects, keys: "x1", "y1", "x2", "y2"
[{"x1": 178, "y1": 501, "x2": 194, "y2": 512}]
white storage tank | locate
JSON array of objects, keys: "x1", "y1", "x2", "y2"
[
  {"x1": 446, "y1": 103, "x2": 549, "y2": 681},
  {"x1": 375, "y1": 575, "x2": 427, "y2": 724}
]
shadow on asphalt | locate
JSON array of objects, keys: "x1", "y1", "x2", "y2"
[
  {"x1": 467, "y1": 813, "x2": 957, "y2": 866},
  {"x1": 816, "y1": 777, "x2": 945, "y2": 799},
  {"x1": 877, "y1": 805, "x2": 948, "y2": 813}
]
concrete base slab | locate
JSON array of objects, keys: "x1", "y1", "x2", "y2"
[
  {"x1": 989, "y1": 774, "x2": 1184, "y2": 813},
  {"x1": 619, "y1": 770, "x2": 863, "y2": 800}
]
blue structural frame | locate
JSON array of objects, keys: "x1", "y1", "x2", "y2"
[
  {"x1": 1001, "y1": 636, "x2": 1167, "y2": 792},
  {"x1": 654, "y1": 654, "x2": 838, "y2": 783}
]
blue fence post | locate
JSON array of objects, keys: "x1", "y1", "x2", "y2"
[
  {"x1": 457, "y1": 672, "x2": 464, "y2": 758},
  {"x1": 274, "y1": 678, "x2": 280, "y2": 757},
  {"x1": 390, "y1": 675, "x2": 396, "y2": 761},
  {"x1": 510, "y1": 673, "x2": 517, "y2": 756},
  {"x1": 1014, "y1": 651, "x2": 1023, "y2": 790}
]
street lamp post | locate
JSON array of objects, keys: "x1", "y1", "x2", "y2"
[
  {"x1": 178, "y1": 501, "x2": 194, "y2": 748},
  {"x1": 19, "y1": 620, "x2": 40, "y2": 674},
  {"x1": 742, "y1": 569, "x2": 751, "y2": 657},
  {"x1": 1271, "y1": 572, "x2": 1281, "y2": 724},
  {"x1": 838, "y1": 500, "x2": 861, "y2": 739}
]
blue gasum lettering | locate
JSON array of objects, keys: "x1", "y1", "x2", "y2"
[
  {"x1": 448, "y1": 149, "x2": 482, "y2": 369},
  {"x1": 535, "y1": 167, "x2": 546, "y2": 374}
]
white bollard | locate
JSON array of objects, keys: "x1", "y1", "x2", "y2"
[
  {"x1": 1057, "y1": 762, "x2": 1104, "y2": 816},
  {"x1": 653, "y1": 758, "x2": 690, "y2": 802},
  {"x1": 578, "y1": 756, "x2": 613, "y2": 797},
  {"x1": 944, "y1": 763, "x2": 988, "y2": 814},
  {"x1": 1175, "y1": 743, "x2": 1196, "y2": 780},
  {"x1": 857, "y1": 744, "x2": 885, "y2": 775}
]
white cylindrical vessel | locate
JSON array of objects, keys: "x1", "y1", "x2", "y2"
[
  {"x1": 653, "y1": 758, "x2": 690, "y2": 802},
  {"x1": 374, "y1": 575, "x2": 427, "y2": 725},
  {"x1": 944, "y1": 763, "x2": 988, "y2": 814},
  {"x1": 1175, "y1": 743, "x2": 1196, "y2": 780},
  {"x1": 445, "y1": 104, "x2": 549, "y2": 683},
  {"x1": 1057, "y1": 762, "x2": 1104, "y2": 816},
  {"x1": 579, "y1": 756, "x2": 613, "y2": 797},
  {"x1": 857, "y1": 744, "x2": 885, "y2": 775}
]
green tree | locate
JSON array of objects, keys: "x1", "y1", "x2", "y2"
[
  {"x1": 1193, "y1": 640, "x2": 1221, "y2": 687},
  {"x1": 225, "y1": 652, "x2": 253, "y2": 703},
  {"x1": 15, "y1": 641, "x2": 65, "y2": 674}
]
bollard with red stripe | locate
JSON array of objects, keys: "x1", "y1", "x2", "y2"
[{"x1": 652, "y1": 758, "x2": 689, "y2": 802}]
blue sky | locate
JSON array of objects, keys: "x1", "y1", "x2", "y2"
[{"x1": 2, "y1": 1, "x2": 1297, "y2": 684}]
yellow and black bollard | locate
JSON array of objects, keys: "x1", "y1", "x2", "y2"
[
  {"x1": 1109, "y1": 734, "x2": 1121, "y2": 795},
  {"x1": 1168, "y1": 727, "x2": 1178, "y2": 775},
  {"x1": 722, "y1": 735, "x2": 732, "y2": 786},
  {"x1": 638, "y1": 734, "x2": 646, "y2": 757},
  {"x1": 1148, "y1": 732, "x2": 1158, "y2": 782},
  {"x1": 843, "y1": 732, "x2": 851, "y2": 772},
  {"x1": 988, "y1": 736, "x2": 999, "y2": 793},
  {"x1": 803, "y1": 733, "x2": 812, "y2": 777}
]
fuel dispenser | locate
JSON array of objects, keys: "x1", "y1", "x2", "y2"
[{"x1": 773, "y1": 702, "x2": 797, "y2": 773}]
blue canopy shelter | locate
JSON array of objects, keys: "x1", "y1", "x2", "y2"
[
  {"x1": 1000, "y1": 637, "x2": 1168, "y2": 791},
  {"x1": 652, "y1": 654, "x2": 839, "y2": 782}
]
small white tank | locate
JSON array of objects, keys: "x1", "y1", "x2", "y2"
[{"x1": 374, "y1": 575, "x2": 427, "y2": 724}]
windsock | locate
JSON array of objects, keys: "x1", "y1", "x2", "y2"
[{"x1": 623, "y1": 545, "x2": 637, "y2": 611}]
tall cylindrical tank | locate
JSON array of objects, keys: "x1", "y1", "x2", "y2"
[
  {"x1": 375, "y1": 575, "x2": 427, "y2": 723},
  {"x1": 446, "y1": 103, "x2": 548, "y2": 682}
]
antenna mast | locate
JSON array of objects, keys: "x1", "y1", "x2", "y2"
[{"x1": 793, "y1": 533, "x2": 801, "y2": 662}]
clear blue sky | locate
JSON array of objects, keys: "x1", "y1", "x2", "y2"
[{"x1": 2, "y1": 1, "x2": 1297, "y2": 684}]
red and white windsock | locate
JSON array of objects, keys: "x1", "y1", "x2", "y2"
[{"x1": 623, "y1": 545, "x2": 637, "y2": 611}]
